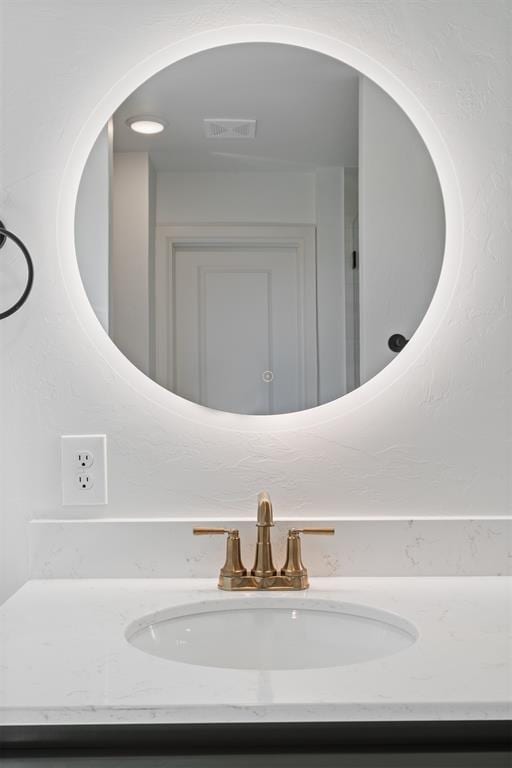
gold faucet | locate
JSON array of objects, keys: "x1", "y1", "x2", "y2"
[{"x1": 193, "y1": 491, "x2": 334, "y2": 590}]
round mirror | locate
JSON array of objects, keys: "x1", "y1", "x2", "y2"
[{"x1": 75, "y1": 43, "x2": 445, "y2": 415}]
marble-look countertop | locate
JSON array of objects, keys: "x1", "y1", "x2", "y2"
[{"x1": 0, "y1": 577, "x2": 510, "y2": 725}]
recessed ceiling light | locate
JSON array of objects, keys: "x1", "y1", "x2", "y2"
[{"x1": 126, "y1": 116, "x2": 167, "y2": 135}]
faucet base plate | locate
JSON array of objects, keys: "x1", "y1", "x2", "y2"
[{"x1": 218, "y1": 574, "x2": 309, "y2": 591}]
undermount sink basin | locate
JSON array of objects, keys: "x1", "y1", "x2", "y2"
[{"x1": 126, "y1": 599, "x2": 417, "y2": 670}]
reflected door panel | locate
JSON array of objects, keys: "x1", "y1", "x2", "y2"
[{"x1": 173, "y1": 246, "x2": 315, "y2": 415}]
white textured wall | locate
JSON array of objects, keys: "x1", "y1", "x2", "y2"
[
  {"x1": 0, "y1": 1, "x2": 510, "y2": 599},
  {"x1": 75, "y1": 124, "x2": 111, "y2": 332}
]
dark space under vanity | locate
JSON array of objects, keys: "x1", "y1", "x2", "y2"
[{"x1": 1, "y1": 721, "x2": 511, "y2": 762}]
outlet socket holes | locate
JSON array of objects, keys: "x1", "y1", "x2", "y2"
[
  {"x1": 76, "y1": 452, "x2": 93, "y2": 468},
  {"x1": 76, "y1": 473, "x2": 94, "y2": 490}
]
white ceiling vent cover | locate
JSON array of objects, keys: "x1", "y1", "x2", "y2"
[{"x1": 203, "y1": 119, "x2": 257, "y2": 139}]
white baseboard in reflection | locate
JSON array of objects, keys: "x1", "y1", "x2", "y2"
[{"x1": 29, "y1": 517, "x2": 511, "y2": 578}]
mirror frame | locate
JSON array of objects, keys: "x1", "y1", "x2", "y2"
[{"x1": 58, "y1": 25, "x2": 462, "y2": 433}]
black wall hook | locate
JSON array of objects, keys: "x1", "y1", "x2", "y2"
[{"x1": 0, "y1": 221, "x2": 34, "y2": 319}]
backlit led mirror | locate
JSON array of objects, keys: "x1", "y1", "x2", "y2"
[{"x1": 75, "y1": 43, "x2": 445, "y2": 415}]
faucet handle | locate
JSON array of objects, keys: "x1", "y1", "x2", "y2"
[
  {"x1": 193, "y1": 527, "x2": 235, "y2": 535},
  {"x1": 290, "y1": 527, "x2": 335, "y2": 536},
  {"x1": 193, "y1": 528, "x2": 247, "y2": 578},
  {"x1": 281, "y1": 527, "x2": 335, "y2": 578}
]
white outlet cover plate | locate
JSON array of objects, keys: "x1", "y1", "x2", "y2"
[{"x1": 61, "y1": 435, "x2": 107, "y2": 506}]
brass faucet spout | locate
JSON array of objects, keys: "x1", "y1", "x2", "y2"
[
  {"x1": 256, "y1": 490, "x2": 274, "y2": 527},
  {"x1": 252, "y1": 491, "x2": 277, "y2": 577}
]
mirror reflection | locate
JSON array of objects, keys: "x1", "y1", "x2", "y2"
[{"x1": 75, "y1": 43, "x2": 445, "y2": 415}]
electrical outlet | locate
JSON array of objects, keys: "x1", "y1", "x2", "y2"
[
  {"x1": 76, "y1": 451, "x2": 93, "y2": 468},
  {"x1": 61, "y1": 435, "x2": 107, "y2": 506},
  {"x1": 76, "y1": 473, "x2": 94, "y2": 490}
]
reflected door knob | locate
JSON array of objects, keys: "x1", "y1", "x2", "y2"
[{"x1": 388, "y1": 333, "x2": 409, "y2": 353}]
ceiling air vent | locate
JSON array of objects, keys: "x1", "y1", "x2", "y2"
[{"x1": 203, "y1": 119, "x2": 257, "y2": 139}]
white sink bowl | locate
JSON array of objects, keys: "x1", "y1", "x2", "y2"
[{"x1": 126, "y1": 599, "x2": 417, "y2": 670}]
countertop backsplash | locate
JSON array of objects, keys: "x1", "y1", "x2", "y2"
[{"x1": 30, "y1": 517, "x2": 512, "y2": 579}]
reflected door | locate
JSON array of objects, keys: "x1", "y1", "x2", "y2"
[{"x1": 155, "y1": 226, "x2": 318, "y2": 415}]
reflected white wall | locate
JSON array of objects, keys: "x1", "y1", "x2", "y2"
[
  {"x1": 358, "y1": 76, "x2": 445, "y2": 384},
  {"x1": 156, "y1": 171, "x2": 316, "y2": 224},
  {"x1": 111, "y1": 152, "x2": 156, "y2": 376}
]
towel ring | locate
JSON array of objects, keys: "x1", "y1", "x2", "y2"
[{"x1": 0, "y1": 221, "x2": 34, "y2": 319}]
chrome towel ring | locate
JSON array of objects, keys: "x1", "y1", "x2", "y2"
[{"x1": 0, "y1": 221, "x2": 34, "y2": 319}]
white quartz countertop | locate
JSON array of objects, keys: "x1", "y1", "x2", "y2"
[{"x1": 0, "y1": 577, "x2": 510, "y2": 725}]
